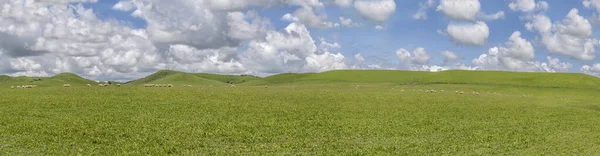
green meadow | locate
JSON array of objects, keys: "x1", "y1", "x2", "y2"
[{"x1": 1, "y1": 70, "x2": 600, "y2": 155}]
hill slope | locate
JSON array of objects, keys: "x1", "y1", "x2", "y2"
[
  {"x1": 0, "y1": 73, "x2": 96, "y2": 87},
  {"x1": 277, "y1": 70, "x2": 600, "y2": 88},
  {"x1": 194, "y1": 73, "x2": 262, "y2": 84},
  {"x1": 128, "y1": 70, "x2": 226, "y2": 86}
]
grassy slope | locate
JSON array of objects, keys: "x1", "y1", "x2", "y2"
[
  {"x1": 272, "y1": 70, "x2": 600, "y2": 88},
  {"x1": 127, "y1": 70, "x2": 226, "y2": 86},
  {"x1": 0, "y1": 73, "x2": 96, "y2": 87},
  {"x1": 194, "y1": 73, "x2": 262, "y2": 84},
  {"x1": 1, "y1": 86, "x2": 599, "y2": 155},
  {"x1": 241, "y1": 73, "x2": 315, "y2": 85}
]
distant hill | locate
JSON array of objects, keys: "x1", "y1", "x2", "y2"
[
  {"x1": 194, "y1": 73, "x2": 262, "y2": 84},
  {"x1": 2, "y1": 70, "x2": 599, "y2": 88},
  {"x1": 0, "y1": 73, "x2": 96, "y2": 87},
  {"x1": 279, "y1": 70, "x2": 600, "y2": 88},
  {"x1": 127, "y1": 70, "x2": 230, "y2": 86}
]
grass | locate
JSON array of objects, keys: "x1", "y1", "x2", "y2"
[
  {"x1": 1, "y1": 70, "x2": 600, "y2": 154},
  {"x1": 0, "y1": 73, "x2": 96, "y2": 88}
]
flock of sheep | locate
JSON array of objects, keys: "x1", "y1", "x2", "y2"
[
  {"x1": 10, "y1": 85, "x2": 38, "y2": 89},
  {"x1": 144, "y1": 84, "x2": 173, "y2": 87}
]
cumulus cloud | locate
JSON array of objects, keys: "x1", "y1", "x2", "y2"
[
  {"x1": 473, "y1": 48, "x2": 571, "y2": 72},
  {"x1": 396, "y1": 47, "x2": 432, "y2": 67},
  {"x1": 0, "y1": 1, "x2": 162, "y2": 80},
  {"x1": 242, "y1": 23, "x2": 347, "y2": 73},
  {"x1": 478, "y1": 11, "x2": 505, "y2": 21},
  {"x1": 112, "y1": 1, "x2": 135, "y2": 11},
  {"x1": 413, "y1": 0, "x2": 435, "y2": 20},
  {"x1": 339, "y1": 17, "x2": 360, "y2": 27},
  {"x1": 581, "y1": 64, "x2": 600, "y2": 76},
  {"x1": 281, "y1": 7, "x2": 339, "y2": 28},
  {"x1": 333, "y1": 0, "x2": 352, "y2": 7},
  {"x1": 528, "y1": 9, "x2": 598, "y2": 60},
  {"x1": 440, "y1": 50, "x2": 461, "y2": 63},
  {"x1": 354, "y1": 0, "x2": 396, "y2": 22},
  {"x1": 584, "y1": 0, "x2": 600, "y2": 12},
  {"x1": 437, "y1": 0, "x2": 480, "y2": 21},
  {"x1": 509, "y1": 0, "x2": 548, "y2": 12},
  {"x1": 446, "y1": 21, "x2": 489, "y2": 46},
  {"x1": 472, "y1": 32, "x2": 572, "y2": 73}
]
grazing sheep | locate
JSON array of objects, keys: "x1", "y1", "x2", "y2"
[
  {"x1": 99, "y1": 84, "x2": 104, "y2": 87},
  {"x1": 167, "y1": 84, "x2": 173, "y2": 87},
  {"x1": 63, "y1": 84, "x2": 71, "y2": 87},
  {"x1": 87, "y1": 84, "x2": 92, "y2": 87},
  {"x1": 400, "y1": 89, "x2": 405, "y2": 92},
  {"x1": 17, "y1": 86, "x2": 22, "y2": 89},
  {"x1": 104, "y1": 84, "x2": 109, "y2": 87},
  {"x1": 11, "y1": 86, "x2": 14, "y2": 89},
  {"x1": 440, "y1": 90, "x2": 445, "y2": 92},
  {"x1": 209, "y1": 85, "x2": 213, "y2": 87},
  {"x1": 265, "y1": 85, "x2": 268, "y2": 89},
  {"x1": 231, "y1": 85, "x2": 236, "y2": 88},
  {"x1": 117, "y1": 84, "x2": 121, "y2": 87}
]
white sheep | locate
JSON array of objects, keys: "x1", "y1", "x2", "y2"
[
  {"x1": 117, "y1": 84, "x2": 121, "y2": 87},
  {"x1": 87, "y1": 84, "x2": 92, "y2": 87},
  {"x1": 11, "y1": 86, "x2": 14, "y2": 89},
  {"x1": 167, "y1": 84, "x2": 173, "y2": 87},
  {"x1": 17, "y1": 86, "x2": 21, "y2": 89},
  {"x1": 63, "y1": 84, "x2": 72, "y2": 87},
  {"x1": 265, "y1": 85, "x2": 268, "y2": 89},
  {"x1": 231, "y1": 85, "x2": 236, "y2": 88},
  {"x1": 99, "y1": 84, "x2": 104, "y2": 87}
]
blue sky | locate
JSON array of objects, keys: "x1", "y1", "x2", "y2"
[{"x1": 1, "y1": 0, "x2": 600, "y2": 80}]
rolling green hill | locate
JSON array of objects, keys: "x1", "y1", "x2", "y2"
[
  {"x1": 0, "y1": 73, "x2": 96, "y2": 87},
  {"x1": 282, "y1": 70, "x2": 600, "y2": 88},
  {"x1": 2, "y1": 70, "x2": 599, "y2": 88},
  {"x1": 127, "y1": 70, "x2": 226, "y2": 86},
  {"x1": 194, "y1": 73, "x2": 262, "y2": 84}
]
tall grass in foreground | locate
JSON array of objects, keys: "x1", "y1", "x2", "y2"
[{"x1": 0, "y1": 85, "x2": 599, "y2": 155}]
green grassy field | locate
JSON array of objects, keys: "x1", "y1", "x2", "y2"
[{"x1": 1, "y1": 70, "x2": 600, "y2": 155}]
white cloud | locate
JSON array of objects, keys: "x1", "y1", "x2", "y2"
[
  {"x1": 471, "y1": 32, "x2": 572, "y2": 73},
  {"x1": 375, "y1": 25, "x2": 385, "y2": 30},
  {"x1": 354, "y1": 53, "x2": 365, "y2": 65},
  {"x1": 446, "y1": 21, "x2": 489, "y2": 46},
  {"x1": 530, "y1": 9, "x2": 598, "y2": 60},
  {"x1": 509, "y1": 0, "x2": 548, "y2": 13},
  {"x1": 242, "y1": 23, "x2": 348, "y2": 73},
  {"x1": 281, "y1": 7, "x2": 339, "y2": 28},
  {"x1": 525, "y1": 14, "x2": 552, "y2": 32},
  {"x1": 581, "y1": 64, "x2": 600, "y2": 76},
  {"x1": 333, "y1": 0, "x2": 352, "y2": 7},
  {"x1": 440, "y1": 50, "x2": 461, "y2": 63},
  {"x1": 354, "y1": 0, "x2": 396, "y2": 22},
  {"x1": 227, "y1": 11, "x2": 271, "y2": 41},
  {"x1": 500, "y1": 31, "x2": 535, "y2": 60},
  {"x1": 396, "y1": 47, "x2": 432, "y2": 66},
  {"x1": 112, "y1": 1, "x2": 135, "y2": 11},
  {"x1": 584, "y1": 0, "x2": 600, "y2": 12},
  {"x1": 437, "y1": 0, "x2": 480, "y2": 21},
  {"x1": 413, "y1": 0, "x2": 435, "y2": 20},
  {"x1": 473, "y1": 47, "x2": 571, "y2": 72},
  {"x1": 478, "y1": 11, "x2": 505, "y2": 21},
  {"x1": 339, "y1": 17, "x2": 360, "y2": 27},
  {"x1": 0, "y1": 1, "x2": 162, "y2": 80}
]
